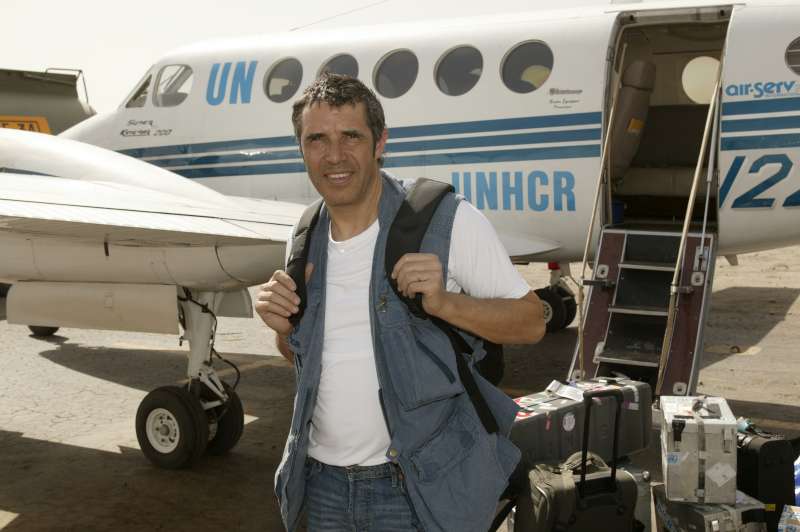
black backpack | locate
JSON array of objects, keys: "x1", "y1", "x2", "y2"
[{"x1": 285, "y1": 178, "x2": 504, "y2": 433}]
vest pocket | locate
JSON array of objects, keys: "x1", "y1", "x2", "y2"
[
  {"x1": 407, "y1": 407, "x2": 512, "y2": 530},
  {"x1": 383, "y1": 320, "x2": 464, "y2": 410}
]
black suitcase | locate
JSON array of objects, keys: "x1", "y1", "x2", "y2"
[
  {"x1": 511, "y1": 388, "x2": 638, "y2": 532},
  {"x1": 737, "y1": 426, "x2": 796, "y2": 531}
]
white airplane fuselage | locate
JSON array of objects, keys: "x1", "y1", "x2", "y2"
[{"x1": 63, "y1": 0, "x2": 800, "y2": 263}]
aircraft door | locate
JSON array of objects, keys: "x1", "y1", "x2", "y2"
[{"x1": 718, "y1": 4, "x2": 800, "y2": 254}]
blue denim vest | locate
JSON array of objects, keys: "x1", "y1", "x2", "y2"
[{"x1": 274, "y1": 174, "x2": 521, "y2": 532}]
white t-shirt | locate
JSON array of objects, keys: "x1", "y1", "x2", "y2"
[{"x1": 289, "y1": 201, "x2": 530, "y2": 466}]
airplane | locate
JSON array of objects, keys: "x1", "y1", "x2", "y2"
[{"x1": 3, "y1": 0, "x2": 800, "y2": 466}]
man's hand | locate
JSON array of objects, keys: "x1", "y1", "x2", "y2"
[
  {"x1": 255, "y1": 263, "x2": 314, "y2": 336},
  {"x1": 391, "y1": 253, "x2": 448, "y2": 316}
]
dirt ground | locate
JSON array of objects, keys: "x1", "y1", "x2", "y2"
[{"x1": 0, "y1": 245, "x2": 798, "y2": 531}]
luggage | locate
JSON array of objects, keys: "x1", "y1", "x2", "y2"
[
  {"x1": 653, "y1": 483, "x2": 767, "y2": 532},
  {"x1": 778, "y1": 505, "x2": 800, "y2": 532},
  {"x1": 736, "y1": 424, "x2": 796, "y2": 531},
  {"x1": 618, "y1": 461, "x2": 654, "y2": 532},
  {"x1": 511, "y1": 377, "x2": 652, "y2": 468},
  {"x1": 513, "y1": 387, "x2": 639, "y2": 531},
  {"x1": 660, "y1": 396, "x2": 738, "y2": 504}
]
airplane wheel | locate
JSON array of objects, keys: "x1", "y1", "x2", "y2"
[
  {"x1": 136, "y1": 386, "x2": 209, "y2": 469},
  {"x1": 206, "y1": 382, "x2": 244, "y2": 456},
  {"x1": 556, "y1": 286, "x2": 577, "y2": 328},
  {"x1": 28, "y1": 325, "x2": 60, "y2": 337},
  {"x1": 535, "y1": 287, "x2": 567, "y2": 333}
]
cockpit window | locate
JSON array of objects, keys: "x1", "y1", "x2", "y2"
[
  {"x1": 374, "y1": 50, "x2": 419, "y2": 98},
  {"x1": 265, "y1": 58, "x2": 303, "y2": 103},
  {"x1": 319, "y1": 54, "x2": 359, "y2": 78},
  {"x1": 154, "y1": 65, "x2": 194, "y2": 107},
  {"x1": 125, "y1": 75, "x2": 152, "y2": 108},
  {"x1": 436, "y1": 45, "x2": 483, "y2": 96},
  {"x1": 502, "y1": 41, "x2": 554, "y2": 93}
]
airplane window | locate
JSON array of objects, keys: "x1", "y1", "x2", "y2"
[
  {"x1": 265, "y1": 58, "x2": 303, "y2": 103},
  {"x1": 681, "y1": 56, "x2": 720, "y2": 104},
  {"x1": 502, "y1": 41, "x2": 553, "y2": 94},
  {"x1": 436, "y1": 45, "x2": 483, "y2": 96},
  {"x1": 319, "y1": 54, "x2": 359, "y2": 78},
  {"x1": 125, "y1": 75, "x2": 152, "y2": 108},
  {"x1": 154, "y1": 65, "x2": 194, "y2": 107},
  {"x1": 374, "y1": 50, "x2": 418, "y2": 98},
  {"x1": 786, "y1": 37, "x2": 800, "y2": 75}
]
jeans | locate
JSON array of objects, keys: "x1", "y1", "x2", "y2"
[{"x1": 304, "y1": 458, "x2": 421, "y2": 531}]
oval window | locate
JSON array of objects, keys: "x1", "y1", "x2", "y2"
[
  {"x1": 502, "y1": 41, "x2": 554, "y2": 94},
  {"x1": 319, "y1": 54, "x2": 359, "y2": 78},
  {"x1": 374, "y1": 50, "x2": 419, "y2": 98},
  {"x1": 436, "y1": 46, "x2": 483, "y2": 96},
  {"x1": 682, "y1": 56, "x2": 720, "y2": 104},
  {"x1": 265, "y1": 58, "x2": 303, "y2": 103},
  {"x1": 154, "y1": 65, "x2": 194, "y2": 107},
  {"x1": 786, "y1": 37, "x2": 800, "y2": 76}
]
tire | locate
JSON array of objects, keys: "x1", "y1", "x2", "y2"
[
  {"x1": 206, "y1": 382, "x2": 244, "y2": 456},
  {"x1": 534, "y1": 287, "x2": 567, "y2": 333},
  {"x1": 28, "y1": 325, "x2": 60, "y2": 337},
  {"x1": 136, "y1": 385, "x2": 209, "y2": 469},
  {"x1": 556, "y1": 286, "x2": 577, "y2": 328}
]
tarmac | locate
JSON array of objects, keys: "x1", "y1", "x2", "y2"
[{"x1": 0, "y1": 245, "x2": 798, "y2": 531}]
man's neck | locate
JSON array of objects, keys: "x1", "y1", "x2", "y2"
[{"x1": 328, "y1": 175, "x2": 383, "y2": 241}]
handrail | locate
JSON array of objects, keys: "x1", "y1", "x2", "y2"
[
  {"x1": 655, "y1": 76, "x2": 721, "y2": 396},
  {"x1": 575, "y1": 90, "x2": 621, "y2": 380}
]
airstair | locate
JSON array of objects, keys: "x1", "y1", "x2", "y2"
[
  {"x1": 568, "y1": 70, "x2": 722, "y2": 397},
  {"x1": 569, "y1": 226, "x2": 716, "y2": 395}
]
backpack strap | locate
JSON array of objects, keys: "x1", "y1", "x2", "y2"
[
  {"x1": 285, "y1": 198, "x2": 323, "y2": 327},
  {"x1": 385, "y1": 178, "x2": 455, "y2": 317},
  {"x1": 385, "y1": 178, "x2": 499, "y2": 435}
]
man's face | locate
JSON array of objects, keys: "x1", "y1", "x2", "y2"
[{"x1": 299, "y1": 101, "x2": 387, "y2": 209}]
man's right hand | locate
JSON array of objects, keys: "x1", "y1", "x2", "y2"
[{"x1": 255, "y1": 264, "x2": 314, "y2": 337}]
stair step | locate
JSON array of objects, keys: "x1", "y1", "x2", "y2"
[
  {"x1": 608, "y1": 305, "x2": 668, "y2": 317},
  {"x1": 615, "y1": 268, "x2": 672, "y2": 309},
  {"x1": 619, "y1": 261, "x2": 675, "y2": 272},
  {"x1": 596, "y1": 352, "x2": 660, "y2": 368},
  {"x1": 624, "y1": 233, "x2": 680, "y2": 264}
]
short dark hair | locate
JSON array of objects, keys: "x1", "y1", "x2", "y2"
[{"x1": 291, "y1": 73, "x2": 386, "y2": 150}]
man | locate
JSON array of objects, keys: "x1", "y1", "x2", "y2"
[{"x1": 257, "y1": 73, "x2": 544, "y2": 532}]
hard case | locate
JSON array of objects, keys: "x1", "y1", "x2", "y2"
[
  {"x1": 514, "y1": 388, "x2": 639, "y2": 532},
  {"x1": 511, "y1": 377, "x2": 652, "y2": 467},
  {"x1": 660, "y1": 396, "x2": 738, "y2": 504},
  {"x1": 736, "y1": 428, "x2": 796, "y2": 531},
  {"x1": 653, "y1": 484, "x2": 767, "y2": 532}
]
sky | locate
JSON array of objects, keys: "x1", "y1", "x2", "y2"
[{"x1": 0, "y1": 0, "x2": 604, "y2": 114}]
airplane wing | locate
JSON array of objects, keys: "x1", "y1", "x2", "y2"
[
  {"x1": 0, "y1": 129, "x2": 305, "y2": 290},
  {"x1": 0, "y1": 172, "x2": 298, "y2": 246}
]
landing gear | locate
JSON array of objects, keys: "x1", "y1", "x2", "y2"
[
  {"x1": 535, "y1": 287, "x2": 567, "y2": 333},
  {"x1": 134, "y1": 290, "x2": 245, "y2": 469},
  {"x1": 136, "y1": 385, "x2": 208, "y2": 469},
  {"x1": 206, "y1": 382, "x2": 244, "y2": 456},
  {"x1": 536, "y1": 262, "x2": 578, "y2": 333},
  {"x1": 28, "y1": 325, "x2": 59, "y2": 337}
]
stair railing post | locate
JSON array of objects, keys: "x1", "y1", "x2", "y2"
[
  {"x1": 576, "y1": 87, "x2": 622, "y2": 380},
  {"x1": 655, "y1": 75, "x2": 721, "y2": 396}
]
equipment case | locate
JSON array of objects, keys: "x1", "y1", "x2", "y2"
[
  {"x1": 653, "y1": 484, "x2": 767, "y2": 532},
  {"x1": 660, "y1": 396, "x2": 738, "y2": 504}
]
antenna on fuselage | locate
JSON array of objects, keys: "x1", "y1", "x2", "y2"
[{"x1": 289, "y1": 0, "x2": 391, "y2": 31}]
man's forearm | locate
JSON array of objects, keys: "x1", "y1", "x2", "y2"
[
  {"x1": 431, "y1": 290, "x2": 544, "y2": 344},
  {"x1": 276, "y1": 334, "x2": 295, "y2": 365}
]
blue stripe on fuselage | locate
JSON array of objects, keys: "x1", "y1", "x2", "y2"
[{"x1": 118, "y1": 111, "x2": 603, "y2": 160}]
